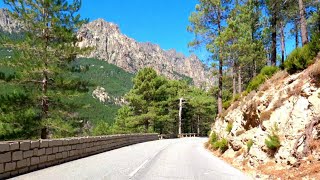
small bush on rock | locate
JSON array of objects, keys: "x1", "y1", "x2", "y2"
[
  {"x1": 226, "y1": 122, "x2": 233, "y2": 133},
  {"x1": 285, "y1": 33, "x2": 320, "y2": 74},
  {"x1": 209, "y1": 131, "x2": 218, "y2": 145},
  {"x1": 284, "y1": 44, "x2": 315, "y2": 74},
  {"x1": 246, "y1": 66, "x2": 279, "y2": 92},
  {"x1": 246, "y1": 139, "x2": 253, "y2": 152},
  {"x1": 215, "y1": 138, "x2": 229, "y2": 152},
  {"x1": 223, "y1": 100, "x2": 231, "y2": 109},
  {"x1": 265, "y1": 124, "x2": 281, "y2": 150}
]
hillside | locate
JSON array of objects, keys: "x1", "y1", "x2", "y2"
[
  {"x1": 0, "y1": 56, "x2": 134, "y2": 124},
  {"x1": 208, "y1": 58, "x2": 320, "y2": 179}
]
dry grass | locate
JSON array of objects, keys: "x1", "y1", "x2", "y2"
[
  {"x1": 269, "y1": 71, "x2": 289, "y2": 84},
  {"x1": 259, "y1": 81, "x2": 270, "y2": 92},
  {"x1": 257, "y1": 91, "x2": 264, "y2": 97},
  {"x1": 310, "y1": 61, "x2": 320, "y2": 77},
  {"x1": 235, "y1": 148, "x2": 245, "y2": 157},
  {"x1": 259, "y1": 71, "x2": 288, "y2": 92},
  {"x1": 287, "y1": 81, "x2": 303, "y2": 97},
  {"x1": 310, "y1": 139, "x2": 320, "y2": 151},
  {"x1": 260, "y1": 110, "x2": 273, "y2": 121},
  {"x1": 309, "y1": 61, "x2": 320, "y2": 87},
  {"x1": 258, "y1": 160, "x2": 320, "y2": 179}
]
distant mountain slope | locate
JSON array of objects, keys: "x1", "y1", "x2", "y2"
[
  {"x1": 68, "y1": 58, "x2": 134, "y2": 124},
  {"x1": 77, "y1": 19, "x2": 213, "y2": 88},
  {"x1": 0, "y1": 56, "x2": 134, "y2": 124}
]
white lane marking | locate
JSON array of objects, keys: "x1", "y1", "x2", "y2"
[
  {"x1": 128, "y1": 140, "x2": 175, "y2": 179},
  {"x1": 129, "y1": 159, "x2": 149, "y2": 178}
]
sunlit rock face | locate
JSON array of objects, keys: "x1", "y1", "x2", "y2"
[
  {"x1": 77, "y1": 19, "x2": 214, "y2": 88},
  {"x1": 211, "y1": 61, "x2": 320, "y2": 171},
  {"x1": 0, "y1": 9, "x2": 23, "y2": 33}
]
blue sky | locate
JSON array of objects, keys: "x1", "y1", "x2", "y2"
[{"x1": 0, "y1": 0, "x2": 296, "y2": 63}]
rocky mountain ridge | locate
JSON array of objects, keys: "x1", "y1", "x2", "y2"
[
  {"x1": 77, "y1": 19, "x2": 213, "y2": 87},
  {"x1": 0, "y1": 8, "x2": 213, "y2": 88}
]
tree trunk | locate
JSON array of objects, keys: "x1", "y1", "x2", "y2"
[
  {"x1": 145, "y1": 122, "x2": 149, "y2": 132},
  {"x1": 233, "y1": 62, "x2": 237, "y2": 98},
  {"x1": 280, "y1": 21, "x2": 286, "y2": 66},
  {"x1": 41, "y1": 4, "x2": 49, "y2": 139},
  {"x1": 253, "y1": 60, "x2": 257, "y2": 77},
  {"x1": 271, "y1": 11, "x2": 277, "y2": 66},
  {"x1": 197, "y1": 115, "x2": 200, "y2": 136},
  {"x1": 40, "y1": 69, "x2": 49, "y2": 139},
  {"x1": 178, "y1": 97, "x2": 183, "y2": 136},
  {"x1": 295, "y1": 18, "x2": 299, "y2": 48},
  {"x1": 238, "y1": 66, "x2": 242, "y2": 93},
  {"x1": 299, "y1": 0, "x2": 308, "y2": 45},
  {"x1": 217, "y1": 7, "x2": 223, "y2": 115}
]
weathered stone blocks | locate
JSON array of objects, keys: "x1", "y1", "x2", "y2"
[
  {"x1": 12, "y1": 151, "x2": 23, "y2": 161},
  {"x1": 0, "y1": 133, "x2": 158, "y2": 178},
  {"x1": 0, "y1": 143, "x2": 10, "y2": 152},
  {"x1": 19, "y1": 141, "x2": 30, "y2": 151},
  {"x1": 0, "y1": 152, "x2": 11, "y2": 163}
]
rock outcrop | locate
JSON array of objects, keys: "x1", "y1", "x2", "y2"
[
  {"x1": 0, "y1": 9, "x2": 22, "y2": 33},
  {"x1": 92, "y1": 86, "x2": 126, "y2": 106},
  {"x1": 210, "y1": 59, "x2": 320, "y2": 177},
  {"x1": 77, "y1": 19, "x2": 213, "y2": 88}
]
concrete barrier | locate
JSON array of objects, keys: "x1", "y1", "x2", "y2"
[{"x1": 0, "y1": 133, "x2": 158, "y2": 179}]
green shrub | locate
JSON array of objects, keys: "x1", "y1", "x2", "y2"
[
  {"x1": 233, "y1": 94, "x2": 241, "y2": 102},
  {"x1": 223, "y1": 100, "x2": 231, "y2": 109},
  {"x1": 209, "y1": 131, "x2": 218, "y2": 145},
  {"x1": 226, "y1": 122, "x2": 233, "y2": 133},
  {"x1": 260, "y1": 66, "x2": 279, "y2": 77},
  {"x1": 284, "y1": 33, "x2": 320, "y2": 74},
  {"x1": 246, "y1": 74, "x2": 265, "y2": 92},
  {"x1": 284, "y1": 44, "x2": 315, "y2": 74},
  {"x1": 214, "y1": 138, "x2": 229, "y2": 152},
  {"x1": 246, "y1": 139, "x2": 253, "y2": 152},
  {"x1": 92, "y1": 121, "x2": 111, "y2": 136},
  {"x1": 246, "y1": 66, "x2": 279, "y2": 92},
  {"x1": 265, "y1": 124, "x2": 281, "y2": 150}
]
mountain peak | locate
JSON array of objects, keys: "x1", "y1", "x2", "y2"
[
  {"x1": 78, "y1": 18, "x2": 213, "y2": 87},
  {"x1": 86, "y1": 18, "x2": 120, "y2": 34}
]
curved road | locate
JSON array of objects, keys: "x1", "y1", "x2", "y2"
[{"x1": 11, "y1": 138, "x2": 249, "y2": 180}]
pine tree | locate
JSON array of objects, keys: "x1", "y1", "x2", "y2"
[
  {"x1": 2, "y1": 0, "x2": 89, "y2": 139},
  {"x1": 265, "y1": 0, "x2": 281, "y2": 66},
  {"x1": 188, "y1": 0, "x2": 230, "y2": 115}
]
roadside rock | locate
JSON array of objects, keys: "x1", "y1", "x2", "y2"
[{"x1": 209, "y1": 62, "x2": 320, "y2": 172}]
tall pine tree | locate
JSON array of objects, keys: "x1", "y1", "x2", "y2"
[{"x1": 2, "y1": 0, "x2": 89, "y2": 139}]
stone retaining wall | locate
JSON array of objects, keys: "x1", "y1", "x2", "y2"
[{"x1": 0, "y1": 133, "x2": 158, "y2": 179}]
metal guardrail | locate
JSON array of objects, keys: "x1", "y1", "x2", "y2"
[
  {"x1": 158, "y1": 133, "x2": 199, "y2": 139},
  {"x1": 178, "y1": 133, "x2": 198, "y2": 138}
]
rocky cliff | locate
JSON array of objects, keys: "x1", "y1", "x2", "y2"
[
  {"x1": 0, "y1": 9, "x2": 22, "y2": 33},
  {"x1": 77, "y1": 19, "x2": 213, "y2": 88},
  {"x1": 209, "y1": 58, "x2": 320, "y2": 178}
]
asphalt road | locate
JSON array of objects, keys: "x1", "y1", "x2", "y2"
[{"x1": 11, "y1": 138, "x2": 249, "y2": 180}]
